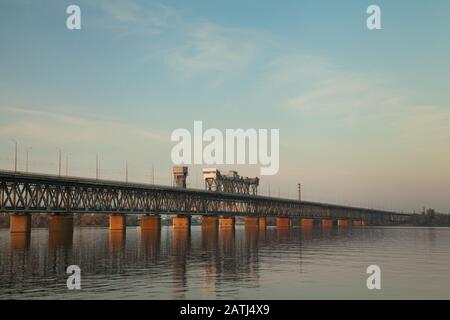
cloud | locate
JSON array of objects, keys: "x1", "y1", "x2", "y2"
[
  {"x1": 94, "y1": 0, "x2": 142, "y2": 23},
  {"x1": 165, "y1": 23, "x2": 262, "y2": 77},
  {"x1": 89, "y1": 0, "x2": 179, "y2": 36},
  {"x1": 0, "y1": 106, "x2": 167, "y2": 148},
  {"x1": 262, "y1": 55, "x2": 450, "y2": 140}
]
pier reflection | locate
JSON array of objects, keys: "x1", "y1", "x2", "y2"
[
  {"x1": 140, "y1": 228, "x2": 160, "y2": 264},
  {"x1": 172, "y1": 227, "x2": 190, "y2": 299},
  {"x1": 109, "y1": 230, "x2": 126, "y2": 251},
  {"x1": 0, "y1": 224, "x2": 398, "y2": 299},
  {"x1": 276, "y1": 226, "x2": 290, "y2": 243},
  {"x1": 10, "y1": 233, "x2": 30, "y2": 252}
]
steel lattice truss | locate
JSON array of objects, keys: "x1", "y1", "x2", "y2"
[
  {"x1": 0, "y1": 171, "x2": 411, "y2": 223},
  {"x1": 204, "y1": 172, "x2": 259, "y2": 195}
]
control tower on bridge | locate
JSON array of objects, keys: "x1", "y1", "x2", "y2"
[{"x1": 202, "y1": 168, "x2": 259, "y2": 195}]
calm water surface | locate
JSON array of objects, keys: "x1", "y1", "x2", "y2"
[{"x1": 1, "y1": 225, "x2": 450, "y2": 299}]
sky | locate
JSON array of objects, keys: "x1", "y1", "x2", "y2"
[{"x1": 1, "y1": 0, "x2": 450, "y2": 213}]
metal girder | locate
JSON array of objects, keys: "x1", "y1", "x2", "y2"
[{"x1": 0, "y1": 170, "x2": 412, "y2": 223}]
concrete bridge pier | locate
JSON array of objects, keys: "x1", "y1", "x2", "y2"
[
  {"x1": 10, "y1": 214, "x2": 32, "y2": 233},
  {"x1": 300, "y1": 218, "x2": 314, "y2": 228},
  {"x1": 48, "y1": 214, "x2": 74, "y2": 233},
  {"x1": 219, "y1": 216, "x2": 235, "y2": 229},
  {"x1": 202, "y1": 215, "x2": 218, "y2": 228},
  {"x1": 276, "y1": 217, "x2": 291, "y2": 228},
  {"x1": 141, "y1": 214, "x2": 161, "y2": 230},
  {"x1": 11, "y1": 232, "x2": 31, "y2": 251},
  {"x1": 109, "y1": 214, "x2": 126, "y2": 250},
  {"x1": 173, "y1": 215, "x2": 191, "y2": 228},
  {"x1": 173, "y1": 225, "x2": 191, "y2": 253},
  {"x1": 258, "y1": 217, "x2": 267, "y2": 229},
  {"x1": 48, "y1": 214, "x2": 74, "y2": 248},
  {"x1": 109, "y1": 214, "x2": 126, "y2": 231},
  {"x1": 321, "y1": 219, "x2": 333, "y2": 227},
  {"x1": 109, "y1": 229, "x2": 126, "y2": 250},
  {"x1": 245, "y1": 216, "x2": 259, "y2": 228}
]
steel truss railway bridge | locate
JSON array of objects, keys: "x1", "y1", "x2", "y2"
[{"x1": 1, "y1": 170, "x2": 412, "y2": 234}]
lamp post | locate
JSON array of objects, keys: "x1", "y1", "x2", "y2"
[
  {"x1": 11, "y1": 139, "x2": 17, "y2": 172},
  {"x1": 66, "y1": 153, "x2": 71, "y2": 176},
  {"x1": 95, "y1": 154, "x2": 103, "y2": 180},
  {"x1": 58, "y1": 148, "x2": 62, "y2": 176},
  {"x1": 26, "y1": 147, "x2": 32, "y2": 173},
  {"x1": 96, "y1": 154, "x2": 99, "y2": 179},
  {"x1": 151, "y1": 163, "x2": 155, "y2": 184}
]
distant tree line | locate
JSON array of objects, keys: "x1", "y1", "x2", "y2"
[{"x1": 411, "y1": 208, "x2": 450, "y2": 227}]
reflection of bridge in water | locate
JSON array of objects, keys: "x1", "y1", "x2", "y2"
[
  {"x1": 2, "y1": 225, "x2": 373, "y2": 299},
  {"x1": 1, "y1": 170, "x2": 412, "y2": 239}
]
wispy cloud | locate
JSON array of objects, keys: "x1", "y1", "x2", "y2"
[
  {"x1": 88, "y1": 0, "x2": 179, "y2": 36},
  {"x1": 165, "y1": 22, "x2": 264, "y2": 77},
  {"x1": 263, "y1": 55, "x2": 450, "y2": 141},
  {"x1": 0, "y1": 106, "x2": 167, "y2": 146}
]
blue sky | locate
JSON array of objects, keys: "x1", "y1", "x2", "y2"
[{"x1": 1, "y1": 0, "x2": 450, "y2": 212}]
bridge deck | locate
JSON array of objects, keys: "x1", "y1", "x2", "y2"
[{"x1": 0, "y1": 170, "x2": 411, "y2": 223}]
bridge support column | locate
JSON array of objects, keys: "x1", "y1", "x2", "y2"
[
  {"x1": 202, "y1": 215, "x2": 218, "y2": 228},
  {"x1": 173, "y1": 215, "x2": 191, "y2": 228},
  {"x1": 258, "y1": 217, "x2": 267, "y2": 229},
  {"x1": 11, "y1": 232, "x2": 31, "y2": 251},
  {"x1": 109, "y1": 229, "x2": 126, "y2": 250},
  {"x1": 322, "y1": 219, "x2": 333, "y2": 227},
  {"x1": 48, "y1": 214, "x2": 74, "y2": 233},
  {"x1": 10, "y1": 214, "x2": 32, "y2": 233},
  {"x1": 276, "y1": 217, "x2": 291, "y2": 228},
  {"x1": 300, "y1": 218, "x2": 314, "y2": 227},
  {"x1": 141, "y1": 215, "x2": 160, "y2": 230},
  {"x1": 109, "y1": 214, "x2": 126, "y2": 231},
  {"x1": 337, "y1": 219, "x2": 349, "y2": 227},
  {"x1": 245, "y1": 216, "x2": 259, "y2": 228},
  {"x1": 219, "y1": 216, "x2": 235, "y2": 229},
  {"x1": 48, "y1": 214, "x2": 74, "y2": 248}
]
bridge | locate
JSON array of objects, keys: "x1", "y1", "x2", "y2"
[{"x1": 1, "y1": 169, "x2": 412, "y2": 236}]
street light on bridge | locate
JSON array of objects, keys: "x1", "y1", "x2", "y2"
[
  {"x1": 96, "y1": 154, "x2": 99, "y2": 179},
  {"x1": 11, "y1": 139, "x2": 17, "y2": 172},
  {"x1": 57, "y1": 148, "x2": 62, "y2": 176},
  {"x1": 66, "y1": 153, "x2": 71, "y2": 176},
  {"x1": 95, "y1": 154, "x2": 104, "y2": 180},
  {"x1": 26, "y1": 147, "x2": 32, "y2": 173}
]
